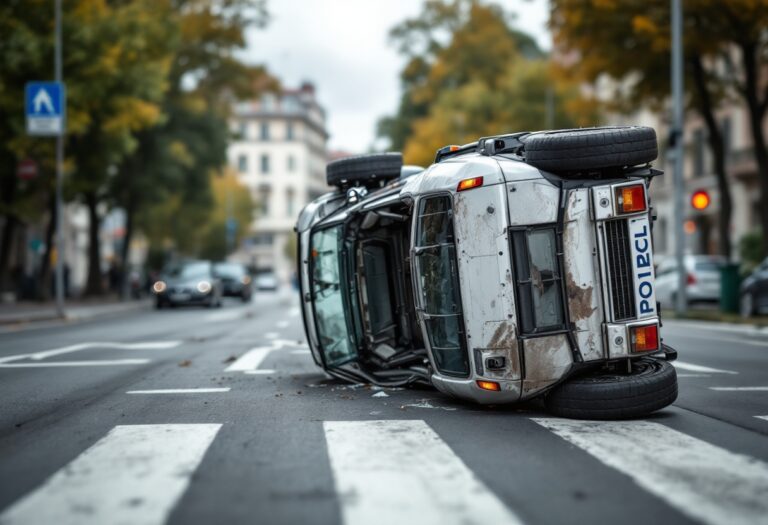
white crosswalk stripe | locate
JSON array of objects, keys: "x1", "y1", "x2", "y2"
[
  {"x1": 533, "y1": 418, "x2": 768, "y2": 525},
  {"x1": 323, "y1": 420, "x2": 523, "y2": 525},
  {"x1": 0, "y1": 424, "x2": 221, "y2": 525}
]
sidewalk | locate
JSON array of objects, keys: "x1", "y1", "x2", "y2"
[{"x1": 0, "y1": 297, "x2": 150, "y2": 326}]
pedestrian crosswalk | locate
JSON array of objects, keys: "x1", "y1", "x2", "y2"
[{"x1": 1, "y1": 418, "x2": 766, "y2": 525}]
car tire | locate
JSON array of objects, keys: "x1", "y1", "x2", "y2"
[
  {"x1": 155, "y1": 299, "x2": 164, "y2": 310},
  {"x1": 522, "y1": 126, "x2": 658, "y2": 173},
  {"x1": 740, "y1": 292, "x2": 755, "y2": 317},
  {"x1": 326, "y1": 153, "x2": 403, "y2": 188},
  {"x1": 544, "y1": 357, "x2": 677, "y2": 420}
]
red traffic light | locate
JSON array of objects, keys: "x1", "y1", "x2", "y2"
[{"x1": 691, "y1": 190, "x2": 710, "y2": 210}]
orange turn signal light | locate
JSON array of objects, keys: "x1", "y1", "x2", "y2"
[
  {"x1": 615, "y1": 184, "x2": 647, "y2": 214},
  {"x1": 630, "y1": 324, "x2": 659, "y2": 352},
  {"x1": 449, "y1": 145, "x2": 460, "y2": 152},
  {"x1": 457, "y1": 176, "x2": 483, "y2": 192},
  {"x1": 476, "y1": 380, "x2": 501, "y2": 392}
]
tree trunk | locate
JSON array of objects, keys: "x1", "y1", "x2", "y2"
[
  {"x1": 38, "y1": 192, "x2": 57, "y2": 300},
  {"x1": 739, "y1": 41, "x2": 768, "y2": 258},
  {"x1": 690, "y1": 55, "x2": 733, "y2": 260},
  {"x1": 120, "y1": 196, "x2": 135, "y2": 300},
  {"x1": 84, "y1": 191, "x2": 104, "y2": 296},
  {"x1": 0, "y1": 216, "x2": 18, "y2": 293}
]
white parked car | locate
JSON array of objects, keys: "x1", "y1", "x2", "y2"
[
  {"x1": 297, "y1": 127, "x2": 678, "y2": 419},
  {"x1": 655, "y1": 255, "x2": 725, "y2": 308}
]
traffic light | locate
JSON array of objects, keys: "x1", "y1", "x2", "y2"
[{"x1": 691, "y1": 190, "x2": 710, "y2": 210}]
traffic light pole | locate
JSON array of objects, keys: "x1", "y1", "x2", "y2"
[
  {"x1": 54, "y1": 0, "x2": 65, "y2": 317},
  {"x1": 671, "y1": 0, "x2": 687, "y2": 315}
]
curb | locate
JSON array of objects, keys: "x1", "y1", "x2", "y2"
[{"x1": 0, "y1": 300, "x2": 150, "y2": 328}]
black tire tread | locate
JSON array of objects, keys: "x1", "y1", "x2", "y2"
[
  {"x1": 326, "y1": 152, "x2": 403, "y2": 188},
  {"x1": 523, "y1": 126, "x2": 658, "y2": 173},
  {"x1": 545, "y1": 357, "x2": 677, "y2": 420}
]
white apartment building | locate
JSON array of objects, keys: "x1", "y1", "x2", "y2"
[{"x1": 228, "y1": 83, "x2": 329, "y2": 281}]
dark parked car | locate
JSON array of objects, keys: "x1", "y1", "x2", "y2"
[
  {"x1": 740, "y1": 257, "x2": 768, "y2": 316},
  {"x1": 152, "y1": 260, "x2": 222, "y2": 309},
  {"x1": 214, "y1": 262, "x2": 253, "y2": 302}
]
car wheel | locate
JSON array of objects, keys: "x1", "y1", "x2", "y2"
[
  {"x1": 740, "y1": 292, "x2": 755, "y2": 318},
  {"x1": 544, "y1": 357, "x2": 678, "y2": 420},
  {"x1": 155, "y1": 299, "x2": 164, "y2": 310},
  {"x1": 326, "y1": 152, "x2": 402, "y2": 189},
  {"x1": 522, "y1": 126, "x2": 658, "y2": 174}
]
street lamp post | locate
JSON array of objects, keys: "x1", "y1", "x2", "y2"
[
  {"x1": 53, "y1": 0, "x2": 65, "y2": 317},
  {"x1": 671, "y1": 0, "x2": 687, "y2": 315}
]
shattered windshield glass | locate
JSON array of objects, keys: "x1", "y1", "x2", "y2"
[{"x1": 311, "y1": 225, "x2": 357, "y2": 366}]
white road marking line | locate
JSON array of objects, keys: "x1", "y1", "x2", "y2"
[
  {"x1": 264, "y1": 332, "x2": 279, "y2": 340},
  {"x1": 673, "y1": 361, "x2": 738, "y2": 374},
  {"x1": 291, "y1": 349, "x2": 310, "y2": 355},
  {"x1": 224, "y1": 346, "x2": 274, "y2": 372},
  {"x1": 755, "y1": 416, "x2": 768, "y2": 422},
  {"x1": 0, "y1": 424, "x2": 221, "y2": 525},
  {"x1": 710, "y1": 386, "x2": 768, "y2": 391},
  {"x1": 0, "y1": 359, "x2": 151, "y2": 368},
  {"x1": 676, "y1": 373, "x2": 711, "y2": 378},
  {"x1": 244, "y1": 369, "x2": 276, "y2": 375},
  {"x1": 0, "y1": 341, "x2": 181, "y2": 365},
  {"x1": 324, "y1": 420, "x2": 522, "y2": 525},
  {"x1": 276, "y1": 320, "x2": 289, "y2": 328},
  {"x1": 533, "y1": 418, "x2": 768, "y2": 525},
  {"x1": 126, "y1": 388, "x2": 231, "y2": 394}
]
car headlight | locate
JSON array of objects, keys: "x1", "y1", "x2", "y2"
[
  {"x1": 153, "y1": 281, "x2": 166, "y2": 293},
  {"x1": 197, "y1": 281, "x2": 212, "y2": 293}
]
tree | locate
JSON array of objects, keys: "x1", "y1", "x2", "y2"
[
  {"x1": 550, "y1": 0, "x2": 768, "y2": 259},
  {"x1": 198, "y1": 169, "x2": 256, "y2": 261},
  {"x1": 378, "y1": 0, "x2": 544, "y2": 151}
]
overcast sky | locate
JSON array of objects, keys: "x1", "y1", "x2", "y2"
[{"x1": 243, "y1": 0, "x2": 551, "y2": 153}]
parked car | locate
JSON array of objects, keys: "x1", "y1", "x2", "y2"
[
  {"x1": 297, "y1": 127, "x2": 678, "y2": 420},
  {"x1": 740, "y1": 257, "x2": 768, "y2": 316},
  {"x1": 655, "y1": 255, "x2": 725, "y2": 308},
  {"x1": 255, "y1": 271, "x2": 279, "y2": 291},
  {"x1": 214, "y1": 262, "x2": 253, "y2": 302},
  {"x1": 152, "y1": 260, "x2": 222, "y2": 309}
]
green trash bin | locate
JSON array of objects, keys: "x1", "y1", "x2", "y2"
[{"x1": 720, "y1": 263, "x2": 740, "y2": 313}]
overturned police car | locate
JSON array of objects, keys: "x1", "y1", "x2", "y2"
[{"x1": 296, "y1": 126, "x2": 677, "y2": 419}]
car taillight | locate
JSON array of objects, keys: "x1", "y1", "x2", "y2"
[
  {"x1": 615, "y1": 184, "x2": 647, "y2": 214},
  {"x1": 687, "y1": 273, "x2": 696, "y2": 285},
  {"x1": 476, "y1": 380, "x2": 500, "y2": 391},
  {"x1": 457, "y1": 176, "x2": 483, "y2": 192},
  {"x1": 630, "y1": 324, "x2": 659, "y2": 352}
]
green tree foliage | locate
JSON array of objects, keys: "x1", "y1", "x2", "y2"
[
  {"x1": 549, "y1": 0, "x2": 768, "y2": 259},
  {"x1": 198, "y1": 169, "x2": 255, "y2": 261},
  {"x1": 379, "y1": 0, "x2": 596, "y2": 166}
]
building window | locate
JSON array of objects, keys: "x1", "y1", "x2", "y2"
[
  {"x1": 238, "y1": 121, "x2": 248, "y2": 140},
  {"x1": 237, "y1": 154, "x2": 248, "y2": 173},
  {"x1": 252, "y1": 233, "x2": 274, "y2": 246},
  {"x1": 693, "y1": 128, "x2": 706, "y2": 177},
  {"x1": 260, "y1": 122, "x2": 270, "y2": 141},
  {"x1": 259, "y1": 189, "x2": 270, "y2": 216},
  {"x1": 286, "y1": 189, "x2": 295, "y2": 217},
  {"x1": 286, "y1": 122, "x2": 294, "y2": 140},
  {"x1": 260, "y1": 154, "x2": 270, "y2": 174},
  {"x1": 721, "y1": 116, "x2": 732, "y2": 160},
  {"x1": 287, "y1": 154, "x2": 296, "y2": 172}
]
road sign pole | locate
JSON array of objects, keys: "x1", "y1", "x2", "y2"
[
  {"x1": 54, "y1": 0, "x2": 65, "y2": 317},
  {"x1": 671, "y1": 0, "x2": 687, "y2": 315}
]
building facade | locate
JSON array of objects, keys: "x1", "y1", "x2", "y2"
[{"x1": 227, "y1": 83, "x2": 329, "y2": 281}]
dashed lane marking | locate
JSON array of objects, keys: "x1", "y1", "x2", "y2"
[
  {"x1": 755, "y1": 416, "x2": 768, "y2": 422},
  {"x1": 126, "y1": 388, "x2": 231, "y2": 394},
  {"x1": 709, "y1": 386, "x2": 768, "y2": 391},
  {"x1": 224, "y1": 347, "x2": 274, "y2": 372},
  {"x1": 533, "y1": 418, "x2": 768, "y2": 525},
  {"x1": 291, "y1": 349, "x2": 311, "y2": 355},
  {"x1": 244, "y1": 369, "x2": 276, "y2": 375},
  {"x1": 323, "y1": 420, "x2": 523, "y2": 525},
  {"x1": 673, "y1": 361, "x2": 738, "y2": 375},
  {"x1": 0, "y1": 359, "x2": 151, "y2": 368},
  {"x1": 0, "y1": 424, "x2": 221, "y2": 525}
]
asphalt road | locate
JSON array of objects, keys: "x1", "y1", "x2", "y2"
[{"x1": 0, "y1": 291, "x2": 767, "y2": 525}]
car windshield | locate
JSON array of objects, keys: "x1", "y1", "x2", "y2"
[
  {"x1": 166, "y1": 262, "x2": 210, "y2": 280},
  {"x1": 414, "y1": 196, "x2": 469, "y2": 377},
  {"x1": 215, "y1": 263, "x2": 246, "y2": 278},
  {"x1": 310, "y1": 225, "x2": 357, "y2": 366}
]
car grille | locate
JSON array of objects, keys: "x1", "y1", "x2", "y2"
[{"x1": 604, "y1": 219, "x2": 636, "y2": 321}]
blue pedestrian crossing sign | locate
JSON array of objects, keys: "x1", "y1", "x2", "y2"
[{"x1": 25, "y1": 82, "x2": 65, "y2": 136}]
